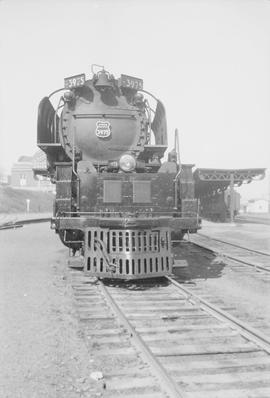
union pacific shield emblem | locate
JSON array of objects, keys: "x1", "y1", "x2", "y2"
[{"x1": 95, "y1": 120, "x2": 111, "y2": 138}]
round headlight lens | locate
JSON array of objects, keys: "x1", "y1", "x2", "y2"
[{"x1": 119, "y1": 154, "x2": 136, "y2": 172}]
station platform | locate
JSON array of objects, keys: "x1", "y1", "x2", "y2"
[{"x1": 198, "y1": 219, "x2": 270, "y2": 254}]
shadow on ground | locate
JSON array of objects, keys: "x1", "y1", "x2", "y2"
[
  {"x1": 69, "y1": 241, "x2": 226, "y2": 290},
  {"x1": 103, "y1": 277, "x2": 170, "y2": 291},
  {"x1": 172, "y1": 241, "x2": 226, "y2": 282}
]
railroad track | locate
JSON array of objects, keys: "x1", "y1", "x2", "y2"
[
  {"x1": 69, "y1": 269, "x2": 270, "y2": 398},
  {"x1": 236, "y1": 216, "x2": 270, "y2": 226},
  {"x1": 188, "y1": 233, "x2": 270, "y2": 274},
  {"x1": 0, "y1": 217, "x2": 50, "y2": 230}
]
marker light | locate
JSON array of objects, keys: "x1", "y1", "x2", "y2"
[
  {"x1": 63, "y1": 90, "x2": 75, "y2": 101},
  {"x1": 119, "y1": 154, "x2": 136, "y2": 172}
]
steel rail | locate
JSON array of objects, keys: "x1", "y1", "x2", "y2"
[
  {"x1": 198, "y1": 232, "x2": 270, "y2": 257},
  {"x1": 189, "y1": 238, "x2": 270, "y2": 274},
  {"x1": 99, "y1": 281, "x2": 186, "y2": 398},
  {"x1": 0, "y1": 223, "x2": 23, "y2": 230},
  {"x1": 0, "y1": 217, "x2": 50, "y2": 230},
  {"x1": 236, "y1": 215, "x2": 270, "y2": 226},
  {"x1": 167, "y1": 276, "x2": 270, "y2": 355}
]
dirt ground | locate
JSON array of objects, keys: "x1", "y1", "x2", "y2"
[
  {"x1": 194, "y1": 221, "x2": 270, "y2": 336},
  {"x1": 173, "y1": 241, "x2": 270, "y2": 338},
  {"x1": 201, "y1": 220, "x2": 270, "y2": 253},
  {"x1": 197, "y1": 264, "x2": 270, "y2": 334},
  {"x1": 0, "y1": 223, "x2": 103, "y2": 398}
]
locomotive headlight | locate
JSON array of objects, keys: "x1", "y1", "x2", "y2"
[{"x1": 119, "y1": 154, "x2": 136, "y2": 172}]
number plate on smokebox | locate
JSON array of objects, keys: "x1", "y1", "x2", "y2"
[
  {"x1": 119, "y1": 74, "x2": 143, "y2": 90},
  {"x1": 64, "y1": 73, "x2": 86, "y2": 89}
]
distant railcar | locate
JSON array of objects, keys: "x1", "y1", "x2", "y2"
[{"x1": 199, "y1": 190, "x2": 240, "y2": 222}]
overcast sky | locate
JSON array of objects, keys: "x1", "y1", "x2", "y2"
[{"x1": 0, "y1": 0, "x2": 269, "y2": 199}]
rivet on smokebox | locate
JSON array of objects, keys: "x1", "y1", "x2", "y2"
[{"x1": 90, "y1": 371, "x2": 103, "y2": 381}]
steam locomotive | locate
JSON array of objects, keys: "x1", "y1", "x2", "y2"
[{"x1": 37, "y1": 66, "x2": 200, "y2": 279}]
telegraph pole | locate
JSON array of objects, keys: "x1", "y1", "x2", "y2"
[
  {"x1": 230, "y1": 172, "x2": 234, "y2": 223},
  {"x1": 268, "y1": 169, "x2": 270, "y2": 213}
]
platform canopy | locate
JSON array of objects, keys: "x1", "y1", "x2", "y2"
[{"x1": 193, "y1": 168, "x2": 266, "y2": 197}]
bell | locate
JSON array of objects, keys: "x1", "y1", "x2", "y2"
[{"x1": 95, "y1": 70, "x2": 113, "y2": 89}]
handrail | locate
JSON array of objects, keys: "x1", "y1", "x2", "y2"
[{"x1": 53, "y1": 97, "x2": 64, "y2": 142}]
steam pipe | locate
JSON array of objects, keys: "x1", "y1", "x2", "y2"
[{"x1": 173, "y1": 129, "x2": 182, "y2": 210}]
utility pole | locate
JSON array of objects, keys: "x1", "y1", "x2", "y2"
[
  {"x1": 26, "y1": 199, "x2": 30, "y2": 213},
  {"x1": 230, "y1": 172, "x2": 234, "y2": 223},
  {"x1": 268, "y1": 169, "x2": 270, "y2": 213}
]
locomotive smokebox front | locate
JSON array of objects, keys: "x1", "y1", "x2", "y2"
[{"x1": 60, "y1": 74, "x2": 145, "y2": 163}]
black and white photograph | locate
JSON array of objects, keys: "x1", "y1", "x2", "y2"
[{"x1": 1, "y1": 0, "x2": 270, "y2": 397}]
